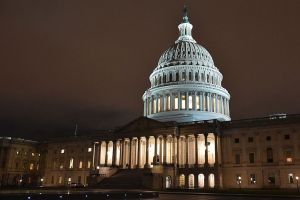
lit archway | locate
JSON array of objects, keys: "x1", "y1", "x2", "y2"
[
  {"x1": 107, "y1": 141, "x2": 113, "y2": 166},
  {"x1": 179, "y1": 174, "x2": 185, "y2": 188},
  {"x1": 166, "y1": 176, "x2": 172, "y2": 188},
  {"x1": 198, "y1": 174, "x2": 205, "y2": 188},
  {"x1": 208, "y1": 173, "x2": 215, "y2": 188},
  {"x1": 207, "y1": 133, "x2": 215, "y2": 165},
  {"x1": 188, "y1": 174, "x2": 194, "y2": 188},
  {"x1": 100, "y1": 141, "x2": 106, "y2": 165},
  {"x1": 197, "y1": 134, "x2": 205, "y2": 165}
]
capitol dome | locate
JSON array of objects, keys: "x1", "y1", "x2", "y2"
[{"x1": 142, "y1": 7, "x2": 231, "y2": 123}]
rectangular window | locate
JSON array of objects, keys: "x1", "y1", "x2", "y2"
[
  {"x1": 196, "y1": 95, "x2": 200, "y2": 110},
  {"x1": 182, "y1": 72, "x2": 186, "y2": 81},
  {"x1": 284, "y1": 134, "x2": 290, "y2": 140},
  {"x1": 249, "y1": 153, "x2": 255, "y2": 163},
  {"x1": 285, "y1": 151, "x2": 293, "y2": 163},
  {"x1": 267, "y1": 148, "x2": 273, "y2": 163},
  {"x1": 79, "y1": 161, "x2": 83, "y2": 169},
  {"x1": 153, "y1": 99, "x2": 157, "y2": 113},
  {"x1": 206, "y1": 94, "x2": 210, "y2": 111},
  {"x1": 87, "y1": 161, "x2": 91, "y2": 168},
  {"x1": 250, "y1": 174, "x2": 256, "y2": 184},
  {"x1": 188, "y1": 95, "x2": 193, "y2": 109},
  {"x1": 58, "y1": 176, "x2": 62, "y2": 184},
  {"x1": 235, "y1": 154, "x2": 240, "y2": 164},
  {"x1": 236, "y1": 175, "x2": 242, "y2": 185},
  {"x1": 288, "y1": 173, "x2": 294, "y2": 183},
  {"x1": 29, "y1": 163, "x2": 34, "y2": 170},
  {"x1": 69, "y1": 158, "x2": 74, "y2": 169},
  {"x1": 181, "y1": 95, "x2": 186, "y2": 109},
  {"x1": 158, "y1": 97, "x2": 161, "y2": 112},
  {"x1": 234, "y1": 138, "x2": 240, "y2": 143},
  {"x1": 167, "y1": 95, "x2": 171, "y2": 111},
  {"x1": 266, "y1": 136, "x2": 271, "y2": 141},
  {"x1": 174, "y1": 96, "x2": 179, "y2": 110},
  {"x1": 248, "y1": 137, "x2": 253, "y2": 143}
]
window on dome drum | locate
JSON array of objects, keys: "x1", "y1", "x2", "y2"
[
  {"x1": 169, "y1": 73, "x2": 173, "y2": 82},
  {"x1": 203, "y1": 94, "x2": 207, "y2": 111},
  {"x1": 249, "y1": 153, "x2": 255, "y2": 163},
  {"x1": 188, "y1": 95, "x2": 193, "y2": 109},
  {"x1": 288, "y1": 173, "x2": 294, "y2": 184},
  {"x1": 189, "y1": 72, "x2": 192, "y2": 81},
  {"x1": 158, "y1": 76, "x2": 161, "y2": 84},
  {"x1": 158, "y1": 97, "x2": 161, "y2": 112},
  {"x1": 155, "y1": 77, "x2": 157, "y2": 86},
  {"x1": 201, "y1": 73, "x2": 205, "y2": 82},
  {"x1": 166, "y1": 95, "x2": 171, "y2": 111},
  {"x1": 267, "y1": 148, "x2": 273, "y2": 163},
  {"x1": 284, "y1": 134, "x2": 290, "y2": 140},
  {"x1": 176, "y1": 72, "x2": 179, "y2": 81},
  {"x1": 250, "y1": 174, "x2": 256, "y2": 184},
  {"x1": 182, "y1": 72, "x2": 186, "y2": 81},
  {"x1": 195, "y1": 72, "x2": 199, "y2": 81},
  {"x1": 181, "y1": 95, "x2": 186, "y2": 109},
  {"x1": 196, "y1": 95, "x2": 200, "y2": 110},
  {"x1": 153, "y1": 98, "x2": 157, "y2": 113},
  {"x1": 163, "y1": 74, "x2": 166, "y2": 83},
  {"x1": 207, "y1": 74, "x2": 209, "y2": 83},
  {"x1": 174, "y1": 96, "x2": 179, "y2": 110},
  {"x1": 206, "y1": 94, "x2": 210, "y2": 111},
  {"x1": 212, "y1": 95, "x2": 216, "y2": 112}
]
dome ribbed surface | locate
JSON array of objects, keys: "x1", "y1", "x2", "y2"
[{"x1": 156, "y1": 41, "x2": 214, "y2": 70}]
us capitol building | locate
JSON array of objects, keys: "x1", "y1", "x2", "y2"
[{"x1": 1, "y1": 8, "x2": 300, "y2": 190}]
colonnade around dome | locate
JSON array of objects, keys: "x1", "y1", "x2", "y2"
[{"x1": 144, "y1": 91, "x2": 230, "y2": 117}]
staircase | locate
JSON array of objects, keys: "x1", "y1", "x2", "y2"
[{"x1": 99, "y1": 169, "x2": 151, "y2": 189}]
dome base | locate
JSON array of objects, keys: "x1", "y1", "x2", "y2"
[{"x1": 147, "y1": 111, "x2": 230, "y2": 123}]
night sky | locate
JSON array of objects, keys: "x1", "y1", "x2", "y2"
[{"x1": 0, "y1": 0, "x2": 300, "y2": 140}]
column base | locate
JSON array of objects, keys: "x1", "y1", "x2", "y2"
[{"x1": 144, "y1": 163, "x2": 151, "y2": 168}]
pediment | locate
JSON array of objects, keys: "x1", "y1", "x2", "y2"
[{"x1": 115, "y1": 116, "x2": 168, "y2": 133}]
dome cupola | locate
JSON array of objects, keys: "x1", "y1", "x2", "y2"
[{"x1": 142, "y1": 6, "x2": 231, "y2": 123}]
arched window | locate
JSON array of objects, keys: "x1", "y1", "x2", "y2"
[
  {"x1": 207, "y1": 74, "x2": 210, "y2": 83},
  {"x1": 201, "y1": 73, "x2": 205, "y2": 82},
  {"x1": 166, "y1": 176, "x2": 172, "y2": 188},
  {"x1": 198, "y1": 174, "x2": 205, "y2": 188},
  {"x1": 189, "y1": 72, "x2": 192, "y2": 81},
  {"x1": 158, "y1": 75, "x2": 161, "y2": 84},
  {"x1": 208, "y1": 173, "x2": 215, "y2": 188},
  {"x1": 179, "y1": 174, "x2": 185, "y2": 187},
  {"x1": 155, "y1": 77, "x2": 157, "y2": 85},
  {"x1": 188, "y1": 174, "x2": 194, "y2": 188}
]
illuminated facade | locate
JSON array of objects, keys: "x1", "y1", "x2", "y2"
[{"x1": 1, "y1": 7, "x2": 300, "y2": 190}]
